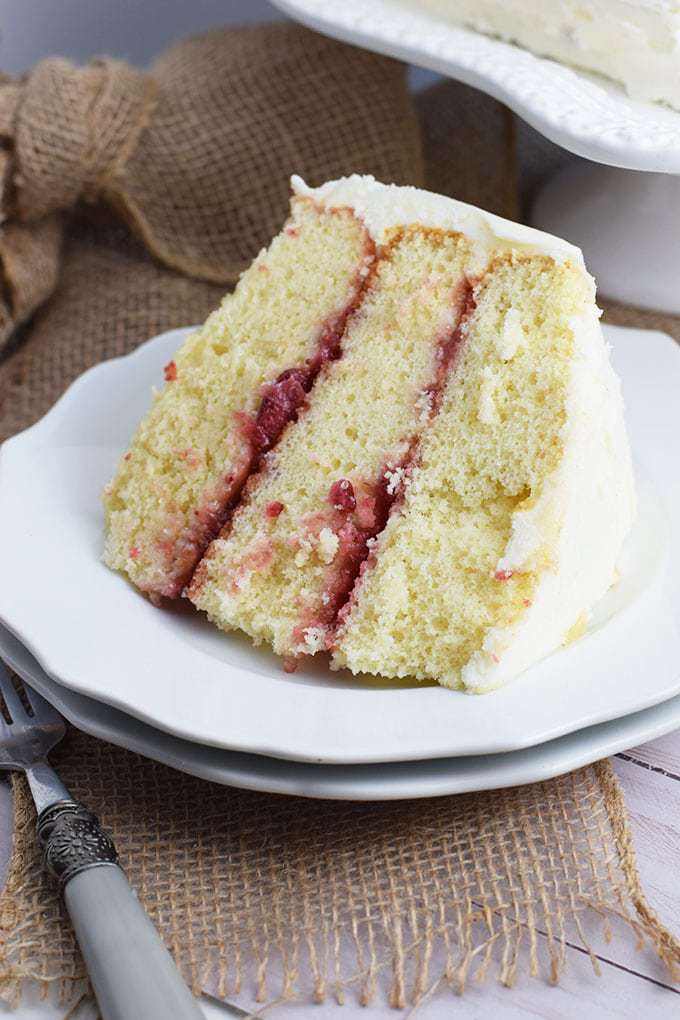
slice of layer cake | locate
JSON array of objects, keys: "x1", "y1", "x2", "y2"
[{"x1": 104, "y1": 175, "x2": 635, "y2": 692}]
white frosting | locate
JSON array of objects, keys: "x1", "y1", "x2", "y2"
[
  {"x1": 292, "y1": 174, "x2": 585, "y2": 268},
  {"x1": 296, "y1": 173, "x2": 636, "y2": 692},
  {"x1": 462, "y1": 306, "x2": 636, "y2": 691},
  {"x1": 407, "y1": 0, "x2": 680, "y2": 109}
]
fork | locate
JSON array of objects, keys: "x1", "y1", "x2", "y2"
[{"x1": 0, "y1": 659, "x2": 204, "y2": 1020}]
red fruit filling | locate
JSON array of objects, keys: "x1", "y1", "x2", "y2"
[
  {"x1": 240, "y1": 367, "x2": 310, "y2": 457},
  {"x1": 292, "y1": 465, "x2": 410, "y2": 653},
  {"x1": 328, "y1": 479, "x2": 356, "y2": 512},
  {"x1": 265, "y1": 501, "x2": 285, "y2": 518},
  {"x1": 355, "y1": 496, "x2": 377, "y2": 530},
  {"x1": 290, "y1": 279, "x2": 476, "y2": 658},
  {"x1": 153, "y1": 221, "x2": 376, "y2": 603},
  {"x1": 423, "y1": 282, "x2": 476, "y2": 417},
  {"x1": 494, "y1": 569, "x2": 513, "y2": 581},
  {"x1": 164, "y1": 360, "x2": 177, "y2": 382}
]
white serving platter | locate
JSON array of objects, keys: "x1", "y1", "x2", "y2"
[
  {"x1": 2, "y1": 622, "x2": 680, "y2": 801},
  {"x1": 270, "y1": 0, "x2": 680, "y2": 173},
  {"x1": 0, "y1": 324, "x2": 678, "y2": 764}
]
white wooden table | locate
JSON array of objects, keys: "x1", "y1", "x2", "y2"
[{"x1": 1, "y1": 730, "x2": 678, "y2": 1020}]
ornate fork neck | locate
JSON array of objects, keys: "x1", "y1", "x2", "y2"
[{"x1": 37, "y1": 799, "x2": 120, "y2": 889}]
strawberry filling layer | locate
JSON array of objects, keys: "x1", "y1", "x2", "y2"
[
  {"x1": 290, "y1": 472, "x2": 399, "y2": 654},
  {"x1": 145, "y1": 224, "x2": 376, "y2": 600},
  {"x1": 289, "y1": 280, "x2": 476, "y2": 664}
]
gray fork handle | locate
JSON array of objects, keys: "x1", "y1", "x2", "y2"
[
  {"x1": 65, "y1": 866, "x2": 203, "y2": 1020},
  {"x1": 37, "y1": 800, "x2": 203, "y2": 1020}
]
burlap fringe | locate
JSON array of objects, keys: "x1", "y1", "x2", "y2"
[
  {"x1": 593, "y1": 761, "x2": 680, "y2": 981},
  {"x1": 0, "y1": 747, "x2": 677, "y2": 1015}
]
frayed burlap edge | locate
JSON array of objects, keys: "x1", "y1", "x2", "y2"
[
  {"x1": 593, "y1": 761, "x2": 680, "y2": 980},
  {"x1": 0, "y1": 758, "x2": 678, "y2": 1017},
  {"x1": 0, "y1": 775, "x2": 88, "y2": 1010}
]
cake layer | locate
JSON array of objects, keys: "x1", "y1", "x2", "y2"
[
  {"x1": 103, "y1": 199, "x2": 373, "y2": 598},
  {"x1": 408, "y1": 0, "x2": 680, "y2": 110},
  {"x1": 333, "y1": 252, "x2": 633, "y2": 690},
  {"x1": 332, "y1": 254, "x2": 576, "y2": 685},
  {"x1": 188, "y1": 226, "x2": 475, "y2": 656}
]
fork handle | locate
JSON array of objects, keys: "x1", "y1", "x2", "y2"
[{"x1": 38, "y1": 800, "x2": 203, "y2": 1020}]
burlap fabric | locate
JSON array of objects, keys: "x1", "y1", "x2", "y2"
[
  {"x1": 2, "y1": 735, "x2": 679, "y2": 1012},
  {"x1": 0, "y1": 25, "x2": 678, "y2": 1014},
  {"x1": 0, "y1": 23, "x2": 422, "y2": 352}
]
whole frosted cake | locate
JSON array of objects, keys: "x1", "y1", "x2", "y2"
[
  {"x1": 104, "y1": 175, "x2": 635, "y2": 692},
  {"x1": 409, "y1": 0, "x2": 680, "y2": 110}
]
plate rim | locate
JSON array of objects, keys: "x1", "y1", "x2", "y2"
[
  {"x1": 0, "y1": 323, "x2": 679, "y2": 764},
  {"x1": 2, "y1": 622, "x2": 679, "y2": 801}
]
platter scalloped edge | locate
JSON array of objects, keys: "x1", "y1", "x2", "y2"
[{"x1": 271, "y1": 0, "x2": 680, "y2": 172}]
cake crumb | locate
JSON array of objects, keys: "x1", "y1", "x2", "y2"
[
  {"x1": 414, "y1": 389, "x2": 433, "y2": 424},
  {"x1": 302, "y1": 626, "x2": 326, "y2": 653},
  {"x1": 478, "y1": 367, "x2": 498, "y2": 425},
  {"x1": 498, "y1": 308, "x2": 524, "y2": 360},
  {"x1": 318, "y1": 527, "x2": 339, "y2": 564},
  {"x1": 179, "y1": 447, "x2": 200, "y2": 468},
  {"x1": 294, "y1": 537, "x2": 313, "y2": 567},
  {"x1": 384, "y1": 466, "x2": 406, "y2": 497}
]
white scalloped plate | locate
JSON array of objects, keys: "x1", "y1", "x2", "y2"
[
  {"x1": 0, "y1": 324, "x2": 679, "y2": 764},
  {"x1": 270, "y1": 0, "x2": 680, "y2": 173},
  {"x1": 3, "y1": 623, "x2": 680, "y2": 800}
]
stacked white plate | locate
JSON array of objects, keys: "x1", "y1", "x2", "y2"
[{"x1": 0, "y1": 322, "x2": 679, "y2": 800}]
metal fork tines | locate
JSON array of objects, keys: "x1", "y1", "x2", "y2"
[{"x1": 0, "y1": 661, "x2": 70, "y2": 811}]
